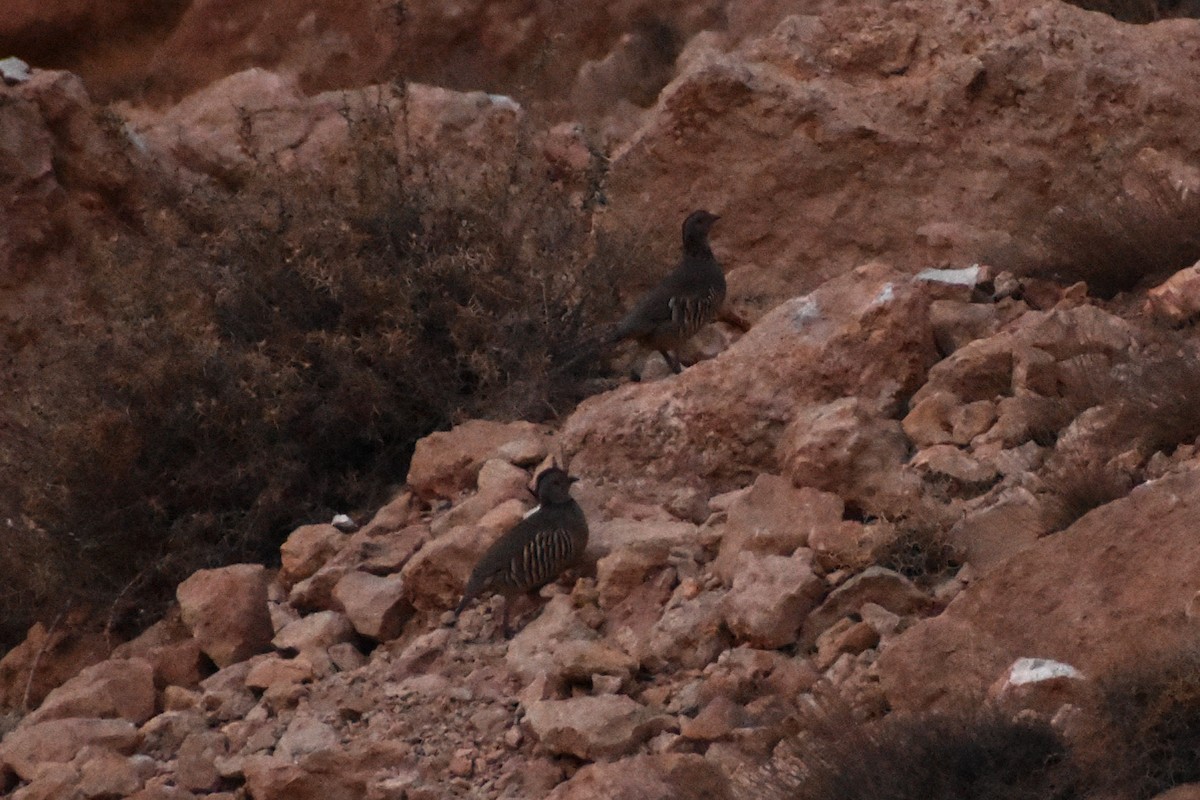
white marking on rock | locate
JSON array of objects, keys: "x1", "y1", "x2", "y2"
[
  {"x1": 0, "y1": 57, "x2": 31, "y2": 85},
  {"x1": 915, "y1": 264, "x2": 981, "y2": 287},
  {"x1": 788, "y1": 297, "x2": 820, "y2": 328},
  {"x1": 1007, "y1": 657, "x2": 1083, "y2": 685},
  {"x1": 487, "y1": 94, "x2": 521, "y2": 112}
]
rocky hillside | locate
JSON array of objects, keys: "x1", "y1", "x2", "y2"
[{"x1": 6, "y1": 0, "x2": 1200, "y2": 798}]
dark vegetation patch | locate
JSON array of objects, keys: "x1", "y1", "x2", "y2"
[
  {"x1": 792, "y1": 706, "x2": 1079, "y2": 800},
  {"x1": 872, "y1": 508, "x2": 963, "y2": 587},
  {"x1": 1041, "y1": 342, "x2": 1200, "y2": 529},
  {"x1": 1062, "y1": 0, "x2": 1200, "y2": 23},
  {"x1": 997, "y1": 168, "x2": 1200, "y2": 298},
  {"x1": 1092, "y1": 647, "x2": 1200, "y2": 798},
  {"x1": 0, "y1": 103, "x2": 628, "y2": 649}
]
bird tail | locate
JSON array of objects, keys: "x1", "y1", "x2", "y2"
[{"x1": 554, "y1": 328, "x2": 617, "y2": 375}]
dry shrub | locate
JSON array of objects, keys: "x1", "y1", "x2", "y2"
[
  {"x1": 872, "y1": 505, "x2": 963, "y2": 587},
  {"x1": 1108, "y1": 344, "x2": 1200, "y2": 456},
  {"x1": 1039, "y1": 340, "x2": 1200, "y2": 529},
  {"x1": 792, "y1": 706, "x2": 1079, "y2": 800},
  {"x1": 1000, "y1": 169, "x2": 1200, "y2": 298},
  {"x1": 0, "y1": 101, "x2": 628, "y2": 648},
  {"x1": 1063, "y1": 0, "x2": 1200, "y2": 22},
  {"x1": 1042, "y1": 455, "x2": 1136, "y2": 531},
  {"x1": 1091, "y1": 647, "x2": 1200, "y2": 798}
]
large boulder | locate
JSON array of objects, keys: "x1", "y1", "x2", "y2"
[
  {"x1": 24, "y1": 658, "x2": 155, "y2": 725},
  {"x1": 523, "y1": 694, "x2": 673, "y2": 760},
  {"x1": 877, "y1": 465, "x2": 1200, "y2": 711},
  {"x1": 562, "y1": 263, "x2": 937, "y2": 499},
  {"x1": 406, "y1": 419, "x2": 548, "y2": 501},
  {"x1": 177, "y1": 564, "x2": 274, "y2": 668},
  {"x1": 0, "y1": 718, "x2": 138, "y2": 781},
  {"x1": 604, "y1": 0, "x2": 1200, "y2": 308}
]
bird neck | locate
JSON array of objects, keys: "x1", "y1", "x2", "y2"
[{"x1": 683, "y1": 233, "x2": 714, "y2": 262}]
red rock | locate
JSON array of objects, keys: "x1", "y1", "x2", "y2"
[
  {"x1": 9, "y1": 762, "x2": 81, "y2": 800},
  {"x1": 929, "y1": 300, "x2": 1003, "y2": 355},
  {"x1": 636, "y1": 592, "x2": 730, "y2": 671},
  {"x1": 781, "y1": 396, "x2": 923, "y2": 514},
  {"x1": 877, "y1": 467, "x2": 1200, "y2": 712},
  {"x1": 196, "y1": 661, "x2": 257, "y2": 723},
  {"x1": 947, "y1": 486, "x2": 1053, "y2": 574},
  {"x1": 910, "y1": 444, "x2": 998, "y2": 486},
  {"x1": 139, "y1": 0, "x2": 398, "y2": 101},
  {"x1": 545, "y1": 753, "x2": 732, "y2": 800},
  {"x1": 524, "y1": 694, "x2": 672, "y2": 760},
  {"x1": 429, "y1": 458, "x2": 533, "y2": 534},
  {"x1": 976, "y1": 394, "x2": 1071, "y2": 449},
  {"x1": 951, "y1": 400, "x2": 998, "y2": 445},
  {"x1": 272, "y1": 611, "x2": 354, "y2": 653},
  {"x1": 24, "y1": 658, "x2": 155, "y2": 725},
  {"x1": 76, "y1": 749, "x2": 143, "y2": 797},
  {"x1": 1145, "y1": 262, "x2": 1200, "y2": 325},
  {"x1": 563, "y1": 264, "x2": 936, "y2": 500},
  {"x1": 112, "y1": 613, "x2": 206, "y2": 690},
  {"x1": 595, "y1": 547, "x2": 670, "y2": 610},
  {"x1": 902, "y1": 390, "x2": 960, "y2": 447},
  {"x1": 399, "y1": 524, "x2": 498, "y2": 612},
  {"x1": 814, "y1": 619, "x2": 880, "y2": 671},
  {"x1": 356, "y1": 492, "x2": 416, "y2": 538},
  {"x1": 0, "y1": 611, "x2": 111, "y2": 712},
  {"x1": 506, "y1": 597, "x2": 637, "y2": 688},
  {"x1": 176, "y1": 730, "x2": 228, "y2": 792},
  {"x1": 988, "y1": 657, "x2": 1086, "y2": 717},
  {"x1": 406, "y1": 420, "x2": 548, "y2": 501},
  {"x1": 0, "y1": 718, "x2": 138, "y2": 781},
  {"x1": 1152, "y1": 786, "x2": 1200, "y2": 800},
  {"x1": 127, "y1": 785, "x2": 199, "y2": 800},
  {"x1": 807, "y1": 520, "x2": 890, "y2": 570},
  {"x1": 244, "y1": 656, "x2": 314, "y2": 693},
  {"x1": 800, "y1": 567, "x2": 931, "y2": 649},
  {"x1": 331, "y1": 571, "x2": 412, "y2": 641},
  {"x1": 914, "y1": 337, "x2": 1015, "y2": 405},
  {"x1": 139, "y1": 710, "x2": 207, "y2": 761},
  {"x1": 241, "y1": 742, "x2": 406, "y2": 800},
  {"x1": 279, "y1": 524, "x2": 344, "y2": 587},
  {"x1": 275, "y1": 713, "x2": 339, "y2": 761},
  {"x1": 721, "y1": 552, "x2": 824, "y2": 649},
  {"x1": 604, "y1": 1, "x2": 1200, "y2": 306},
  {"x1": 713, "y1": 474, "x2": 842, "y2": 583},
  {"x1": 679, "y1": 695, "x2": 747, "y2": 742},
  {"x1": 177, "y1": 564, "x2": 274, "y2": 668},
  {"x1": 589, "y1": 517, "x2": 700, "y2": 560}
]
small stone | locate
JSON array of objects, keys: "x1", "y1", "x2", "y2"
[
  {"x1": 815, "y1": 619, "x2": 879, "y2": 670},
  {"x1": 592, "y1": 674, "x2": 623, "y2": 695},
  {"x1": 0, "y1": 57, "x2": 31, "y2": 85},
  {"x1": 331, "y1": 514, "x2": 358, "y2": 532},
  {"x1": 328, "y1": 642, "x2": 367, "y2": 672},
  {"x1": 448, "y1": 749, "x2": 474, "y2": 778},
  {"x1": 333, "y1": 571, "x2": 413, "y2": 641}
]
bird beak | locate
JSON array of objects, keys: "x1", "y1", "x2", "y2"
[{"x1": 568, "y1": 476, "x2": 579, "y2": 483}]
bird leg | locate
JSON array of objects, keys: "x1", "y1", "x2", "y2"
[
  {"x1": 660, "y1": 350, "x2": 683, "y2": 374},
  {"x1": 500, "y1": 599, "x2": 512, "y2": 638}
]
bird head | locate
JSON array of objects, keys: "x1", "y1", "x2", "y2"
[
  {"x1": 533, "y1": 467, "x2": 578, "y2": 505},
  {"x1": 682, "y1": 209, "x2": 720, "y2": 241}
]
